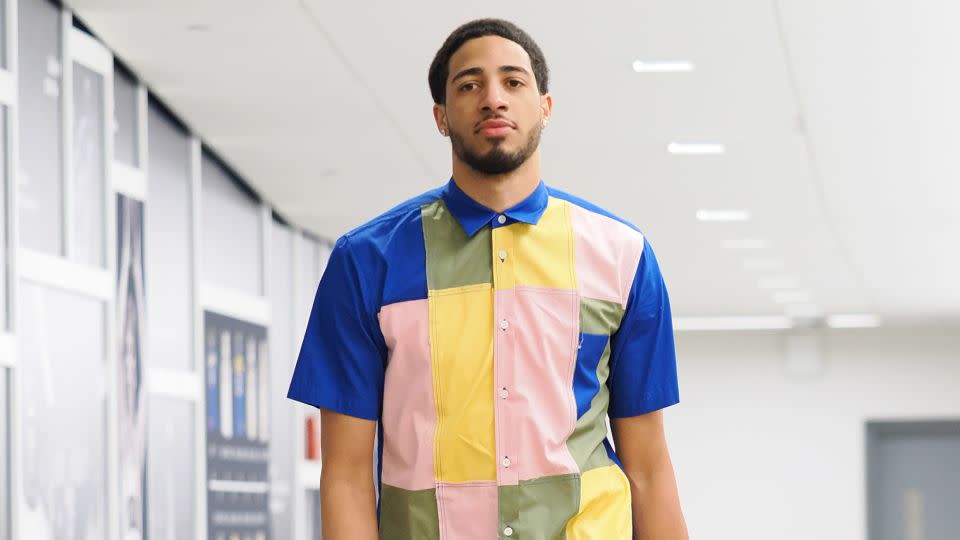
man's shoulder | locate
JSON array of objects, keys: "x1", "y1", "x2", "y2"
[
  {"x1": 546, "y1": 184, "x2": 643, "y2": 235},
  {"x1": 339, "y1": 185, "x2": 444, "y2": 248}
]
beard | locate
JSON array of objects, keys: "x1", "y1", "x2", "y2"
[{"x1": 450, "y1": 122, "x2": 542, "y2": 176}]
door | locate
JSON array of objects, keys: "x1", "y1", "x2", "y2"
[{"x1": 867, "y1": 421, "x2": 960, "y2": 540}]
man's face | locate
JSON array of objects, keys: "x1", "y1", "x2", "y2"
[{"x1": 436, "y1": 35, "x2": 551, "y2": 176}]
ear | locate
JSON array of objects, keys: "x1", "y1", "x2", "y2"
[
  {"x1": 433, "y1": 103, "x2": 448, "y2": 135},
  {"x1": 540, "y1": 93, "x2": 553, "y2": 127}
]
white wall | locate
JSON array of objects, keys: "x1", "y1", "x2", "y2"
[{"x1": 666, "y1": 326, "x2": 960, "y2": 540}]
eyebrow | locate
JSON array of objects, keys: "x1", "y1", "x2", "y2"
[{"x1": 451, "y1": 65, "x2": 531, "y2": 83}]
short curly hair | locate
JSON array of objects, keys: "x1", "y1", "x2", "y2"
[{"x1": 428, "y1": 18, "x2": 549, "y2": 105}]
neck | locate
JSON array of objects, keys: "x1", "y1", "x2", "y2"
[{"x1": 450, "y1": 151, "x2": 542, "y2": 213}]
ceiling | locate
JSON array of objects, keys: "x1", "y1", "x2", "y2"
[{"x1": 64, "y1": 0, "x2": 960, "y2": 324}]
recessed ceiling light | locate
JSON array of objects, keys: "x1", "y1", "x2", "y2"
[
  {"x1": 827, "y1": 314, "x2": 882, "y2": 328},
  {"x1": 757, "y1": 277, "x2": 798, "y2": 289},
  {"x1": 696, "y1": 209, "x2": 750, "y2": 222},
  {"x1": 633, "y1": 60, "x2": 696, "y2": 73},
  {"x1": 743, "y1": 259, "x2": 782, "y2": 270},
  {"x1": 723, "y1": 239, "x2": 766, "y2": 250},
  {"x1": 673, "y1": 316, "x2": 793, "y2": 331},
  {"x1": 668, "y1": 142, "x2": 726, "y2": 155},
  {"x1": 773, "y1": 291, "x2": 811, "y2": 304}
]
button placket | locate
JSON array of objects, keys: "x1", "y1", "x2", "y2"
[{"x1": 491, "y1": 225, "x2": 519, "y2": 495}]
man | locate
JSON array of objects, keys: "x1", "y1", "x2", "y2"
[{"x1": 288, "y1": 18, "x2": 687, "y2": 540}]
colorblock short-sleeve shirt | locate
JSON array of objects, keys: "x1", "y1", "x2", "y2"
[{"x1": 288, "y1": 179, "x2": 680, "y2": 540}]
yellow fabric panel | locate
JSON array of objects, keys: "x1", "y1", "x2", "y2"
[
  {"x1": 509, "y1": 197, "x2": 577, "y2": 290},
  {"x1": 428, "y1": 284, "x2": 496, "y2": 482},
  {"x1": 565, "y1": 464, "x2": 633, "y2": 539}
]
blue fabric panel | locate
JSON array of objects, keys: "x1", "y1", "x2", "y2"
[
  {"x1": 287, "y1": 235, "x2": 388, "y2": 420},
  {"x1": 607, "y1": 238, "x2": 680, "y2": 418},
  {"x1": 573, "y1": 333, "x2": 609, "y2": 419}
]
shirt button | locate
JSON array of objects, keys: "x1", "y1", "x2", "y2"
[
  {"x1": 499, "y1": 388, "x2": 509, "y2": 399},
  {"x1": 502, "y1": 456, "x2": 511, "y2": 467},
  {"x1": 497, "y1": 215, "x2": 507, "y2": 224},
  {"x1": 498, "y1": 250, "x2": 508, "y2": 261},
  {"x1": 504, "y1": 526, "x2": 514, "y2": 537},
  {"x1": 499, "y1": 319, "x2": 509, "y2": 330}
]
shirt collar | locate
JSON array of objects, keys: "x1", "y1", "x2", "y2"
[{"x1": 440, "y1": 177, "x2": 550, "y2": 237}]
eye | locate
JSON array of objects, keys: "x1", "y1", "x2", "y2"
[
  {"x1": 507, "y1": 79, "x2": 524, "y2": 88},
  {"x1": 459, "y1": 82, "x2": 478, "y2": 92}
]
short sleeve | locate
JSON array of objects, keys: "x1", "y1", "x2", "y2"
[
  {"x1": 607, "y1": 238, "x2": 680, "y2": 418},
  {"x1": 287, "y1": 235, "x2": 387, "y2": 420}
]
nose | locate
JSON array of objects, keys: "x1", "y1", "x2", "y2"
[{"x1": 479, "y1": 83, "x2": 509, "y2": 112}]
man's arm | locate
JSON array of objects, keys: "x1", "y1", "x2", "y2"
[
  {"x1": 319, "y1": 408, "x2": 379, "y2": 540},
  {"x1": 611, "y1": 410, "x2": 688, "y2": 540}
]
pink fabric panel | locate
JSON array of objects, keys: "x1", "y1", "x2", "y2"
[
  {"x1": 495, "y1": 287, "x2": 580, "y2": 483},
  {"x1": 437, "y1": 481, "x2": 499, "y2": 540},
  {"x1": 570, "y1": 204, "x2": 646, "y2": 307},
  {"x1": 378, "y1": 299, "x2": 436, "y2": 491}
]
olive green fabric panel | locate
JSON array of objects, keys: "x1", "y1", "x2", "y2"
[
  {"x1": 498, "y1": 483, "x2": 520, "y2": 539},
  {"x1": 498, "y1": 474, "x2": 581, "y2": 540},
  {"x1": 421, "y1": 199, "x2": 493, "y2": 291},
  {"x1": 379, "y1": 484, "x2": 440, "y2": 540},
  {"x1": 567, "y1": 340, "x2": 616, "y2": 474},
  {"x1": 579, "y1": 297, "x2": 623, "y2": 335}
]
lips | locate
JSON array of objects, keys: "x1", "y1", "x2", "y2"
[
  {"x1": 476, "y1": 118, "x2": 515, "y2": 137},
  {"x1": 477, "y1": 119, "x2": 514, "y2": 130}
]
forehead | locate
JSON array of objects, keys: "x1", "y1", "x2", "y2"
[{"x1": 447, "y1": 35, "x2": 533, "y2": 79}]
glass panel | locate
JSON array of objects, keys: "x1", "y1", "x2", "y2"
[
  {"x1": 117, "y1": 194, "x2": 146, "y2": 538},
  {"x1": 147, "y1": 396, "x2": 196, "y2": 540},
  {"x1": 305, "y1": 489, "x2": 322, "y2": 540},
  {"x1": 0, "y1": 107, "x2": 7, "y2": 330},
  {"x1": 19, "y1": 282, "x2": 107, "y2": 540},
  {"x1": 17, "y1": 0, "x2": 64, "y2": 255},
  {"x1": 0, "y1": 369, "x2": 9, "y2": 540},
  {"x1": 203, "y1": 313, "x2": 270, "y2": 540},
  {"x1": 201, "y1": 153, "x2": 262, "y2": 296},
  {"x1": 146, "y1": 102, "x2": 193, "y2": 371},
  {"x1": 318, "y1": 241, "x2": 331, "y2": 281},
  {"x1": 301, "y1": 236, "x2": 319, "y2": 290},
  {"x1": 0, "y1": 0, "x2": 6, "y2": 70},
  {"x1": 71, "y1": 62, "x2": 105, "y2": 267},
  {"x1": 113, "y1": 66, "x2": 138, "y2": 167},
  {"x1": 269, "y1": 221, "x2": 293, "y2": 540},
  {"x1": 296, "y1": 236, "x2": 319, "y2": 339}
]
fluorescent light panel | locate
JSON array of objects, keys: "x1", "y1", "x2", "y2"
[
  {"x1": 827, "y1": 314, "x2": 882, "y2": 328},
  {"x1": 696, "y1": 209, "x2": 750, "y2": 222},
  {"x1": 633, "y1": 60, "x2": 695, "y2": 73},
  {"x1": 668, "y1": 142, "x2": 726, "y2": 155}
]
